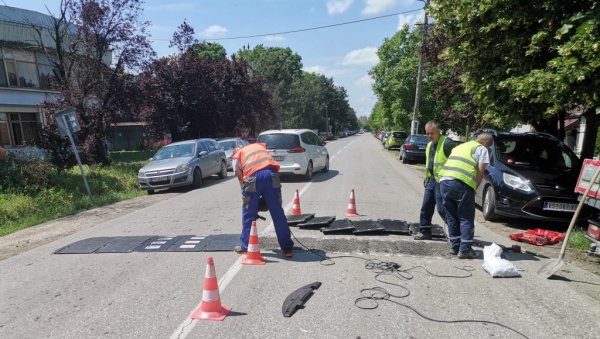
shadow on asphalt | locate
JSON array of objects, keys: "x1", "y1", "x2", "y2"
[
  {"x1": 147, "y1": 175, "x2": 235, "y2": 195},
  {"x1": 548, "y1": 274, "x2": 600, "y2": 286},
  {"x1": 280, "y1": 170, "x2": 340, "y2": 183}
]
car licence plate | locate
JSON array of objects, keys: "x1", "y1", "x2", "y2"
[
  {"x1": 273, "y1": 156, "x2": 284, "y2": 161},
  {"x1": 150, "y1": 176, "x2": 167, "y2": 183},
  {"x1": 543, "y1": 201, "x2": 577, "y2": 212}
]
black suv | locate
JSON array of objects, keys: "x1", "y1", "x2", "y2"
[{"x1": 474, "y1": 130, "x2": 583, "y2": 222}]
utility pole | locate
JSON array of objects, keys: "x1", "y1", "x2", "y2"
[{"x1": 411, "y1": 2, "x2": 428, "y2": 135}]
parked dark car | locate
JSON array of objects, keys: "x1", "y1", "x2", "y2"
[
  {"x1": 474, "y1": 130, "x2": 584, "y2": 222},
  {"x1": 398, "y1": 134, "x2": 429, "y2": 163}
]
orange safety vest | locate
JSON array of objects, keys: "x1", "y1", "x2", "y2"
[{"x1": 233, "y1": 143, "x2": 280, "y2": 180}]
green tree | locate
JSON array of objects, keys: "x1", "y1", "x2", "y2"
[
  {"x1": 429, "y1": 0, "x2": 599, "y2": 157},
  {"x1": 369, "y1": 26, "x2": 442, "y2": 133}
]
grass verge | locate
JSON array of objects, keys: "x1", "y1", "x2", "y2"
[{"x1": 0, "y1": 151, "x2": 149, "y2": 237}]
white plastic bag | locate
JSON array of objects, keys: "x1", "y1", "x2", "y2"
[{"x1": 482, "y1": 243, "x2": 521, "y2": 278}]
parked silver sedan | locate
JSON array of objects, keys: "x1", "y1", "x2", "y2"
[
  {"x1": 138, "y1": 139, "x2": 227, "y2": 194},
  {"x1": 218, "y1": 137, "x2": 249, "y2": 170}
]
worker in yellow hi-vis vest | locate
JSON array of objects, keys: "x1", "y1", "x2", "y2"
[{"x1": 439, "y1": 133, "x2": 493, "y2": 259}]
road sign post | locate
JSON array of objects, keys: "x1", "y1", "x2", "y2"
[{"x1": 54, "y1": 108, "x2": 92, "y2": 200}]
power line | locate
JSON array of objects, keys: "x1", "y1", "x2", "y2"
[{"x1": 148, "y1": 8, "x2": 422, "y2": 42}]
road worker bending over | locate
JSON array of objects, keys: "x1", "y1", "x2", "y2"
[{"x1": 232, "y1": 142, "x2": 294, "y2": 257}]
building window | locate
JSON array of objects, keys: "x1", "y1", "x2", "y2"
[
  {"x1": 37, "y1": 52, "x2": 59, "y2": 89},
  {"x1": 8, "y1": 113, "x2": 39, "y2": 146},
  {"x1": 0, "y1": 49, "x2": 7, "y2": 87},
  {"x1": 3, "y1": 48, "x2": 40, "y2": 88},
  {"x1": 0, "y1": 113, "x2": 10, "y2": 146}
]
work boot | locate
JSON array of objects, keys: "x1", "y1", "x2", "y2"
[
  {"x1": 447, "y1": 247, "x2": 459, "y2": 256},
  {"x1": 458, "y1": 249, "x2": 479, "y2": 259},
  {"x1": 413, "y1": 232, "x2": 432, "y2": 240},
  {"x1": 234, "y1": 246, "x2": 247, "y2": 254}
]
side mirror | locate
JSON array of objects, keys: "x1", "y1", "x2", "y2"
[
  {"x1": 148, "y1": 157, "x2": 153, "y2": 161},
  {"x1": 198, "y1": 151, "x2": 208, "y2": 157}
]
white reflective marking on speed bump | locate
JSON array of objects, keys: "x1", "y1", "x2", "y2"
[
  {"x1": 179, "y1": 245, "x2": 196, "y2": 249},
  {"x1": 145, "y1": 245, "x2": 161, "y2": 250},
  {"x1": 151, "y1": 241, "x2": 167, "y2": 245},
  {"x1": 191, "y1": 236, "x2": 207, "y2": 240},
  {"x1": 185, "y1": 240, "x2": 201, "y2": 244}
]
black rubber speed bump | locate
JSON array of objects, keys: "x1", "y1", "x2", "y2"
[
  {"x1": 200, "y1": 234, "x2": 240, "y2": 251},
  {"x1": 378, "y1": 219, "x2": 410, "y2": 234},
  {"x1": 352, "y1": 220, "x2": 386, "y2": 235},
  {"x1": 287, "y1": 214, "x2": 315, "y2": 226},
  {"x1": 297, "y1": 216, "x2": 335, "y2": 229},
  {"x1": 321, "y1": 219, "x2": 354, "y2": 234},
  {"x1": 166, "y1": 235, "x2": 210, "y2": 252},
  {"x1": 431, "y1": 224, "x2": 447, "y2": 238},
  {"x1": 54, "y1": 237, "x2": 114, "y2": 254},
  {"x1": 95, "y1": 236, "x2": 153, "y2": 253},
  {"x1": 136, "y1": 236, "x2": 182, "y2": 252}
]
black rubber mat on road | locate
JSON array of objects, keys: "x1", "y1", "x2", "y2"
[
  {"x1": 352, "y1": 220, "x2": 386, "y2": 235},
  {"x1": 135, "y1": 236, "x2": 182, "y2": 252},
  {"x1": 200, "y1": 234, "x2": 239, "y2": 251},
  {"x1": 166, "y1": 235, "x2": 210, "y2": 252},
  {"x1": 378, "y1": 219, "x2": 410, "y2": 234},
  {"x1": 321, "y1": 219, "x2": 355, "y2": 234},
  {"x1": 431, "y1": 224, "x2": 447, "y2": 238},
  {"x1": 56, "y1": 234, "x2": 240, "y2": 254},
  {"x1": 287, "y1": 214, "x2": 315, "y2": 226},
  {"x1": 297, "y1": 216, "x2": 336, "y2": 229},
  {"x1": 54, "y1": 237, "x2": 114, "y2": 254},
  {"x1": 95, "y1": 236, "x2": 154, "y2": 253}
]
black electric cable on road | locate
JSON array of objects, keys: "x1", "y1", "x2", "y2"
[{"x1": 288, "y1": 230, "x2": 529, "y2": 339}]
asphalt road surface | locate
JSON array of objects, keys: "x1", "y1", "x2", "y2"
[{"x1": 1, "y1": 133, "x2": 599, "y2": 339}]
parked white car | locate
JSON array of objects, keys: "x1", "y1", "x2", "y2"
[{"x1": 257, "y1": 129, "x2": 329, "y2": 179}]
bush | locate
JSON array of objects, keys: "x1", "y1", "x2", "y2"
[{"x1": 0, "y1": 154, "x2": 55, "y2": 193}]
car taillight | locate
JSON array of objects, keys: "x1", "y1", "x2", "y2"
[
  {"x1": 288, "y1": 147, "x2": 305, "y2": 153},
  {"x1": 405, "y1": 144, "x2": 414, "y2": 150}
]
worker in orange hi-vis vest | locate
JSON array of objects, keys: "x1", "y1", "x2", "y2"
[{"x1": 232, "y1": 143, "x2": 294, "y2": 257}]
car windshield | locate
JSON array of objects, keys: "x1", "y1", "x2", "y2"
[
  {"x1": 257, "y1": 134, "x2": 300, "y2": 149},
  {"x1": 392, "y1": 132, "x2": 406, "y2": 138},
  {"x1": 153, "y1": 143, "x2": 195, "y2": 160},
  {"x1": 495, "y1": 135, "x2": 578, "y2": 170},
  {"x1": 219, "y1": 140, "x2": 236, "y2": 151},
  {"x1": 410, "y1": 135, "x2": 429, "y2": 143}
]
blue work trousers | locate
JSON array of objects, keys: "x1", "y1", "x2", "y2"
[
  {"x1": 419, "y1": 176, "x2": 445, "y2": 234},
  {"x1": 440, "y1": 179, "x2": 475, "y2": 253},
  {"x1": 240, "y1": 168, "x2": 293, "y2": 251}
]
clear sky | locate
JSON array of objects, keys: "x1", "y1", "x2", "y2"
[{"x1": 2, "y1": 0, "x2": 424, "y2": 118}]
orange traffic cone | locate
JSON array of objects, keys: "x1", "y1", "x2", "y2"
[
  {"x1": 191, "y1": 257, "x2": 232, "y2": 321},
  {"x1": 346, "y1": 189, "x2": 360, "y2": 217},
  {"x1": 291, "y1": 189, "x2": 302, "y2": 215},
  {"x1": 242, "y1": 221, "x2": 266, "y2": 265}
]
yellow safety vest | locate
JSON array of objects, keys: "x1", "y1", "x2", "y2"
[
  {"x1": 439, "y1": 140, "x2": 480, "y2": 190},
  {"x1": 425, "y1": 135, "x2": 448, "y2": 183}
]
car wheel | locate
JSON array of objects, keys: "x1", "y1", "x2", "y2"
[
  {"x1": 147, "y1": 189, "x2": 155, "y2": 195},
  {"x1": 401, "y1": 152, "x2": 408, "y2": 164},
  {"x1": 398, "y1": 149, "x2": 403, "y2": 160},
  {"x1": 218, "y1": 161, "x2": 227, "y2": 179},
  {"x1": 322, "y1": 156, "x2": 329, "y2": 173},
  {"x1": 304, "y1": 161, "x2": 313, "y2": 180},
  {"x1": 192, "y1": 168, "x2": 202, "y2": 188},
  {"x1": 483, "y1": 185, "x2": 499, "y2": 221}
]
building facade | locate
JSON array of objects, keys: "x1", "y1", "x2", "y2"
[{"x1": 0, "y1": 6, "x2": 62, "y2": 149}]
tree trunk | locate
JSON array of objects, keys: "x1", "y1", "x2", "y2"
[{"x1": 579, "y1": 108, "x2": 598, "y2": 160}]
